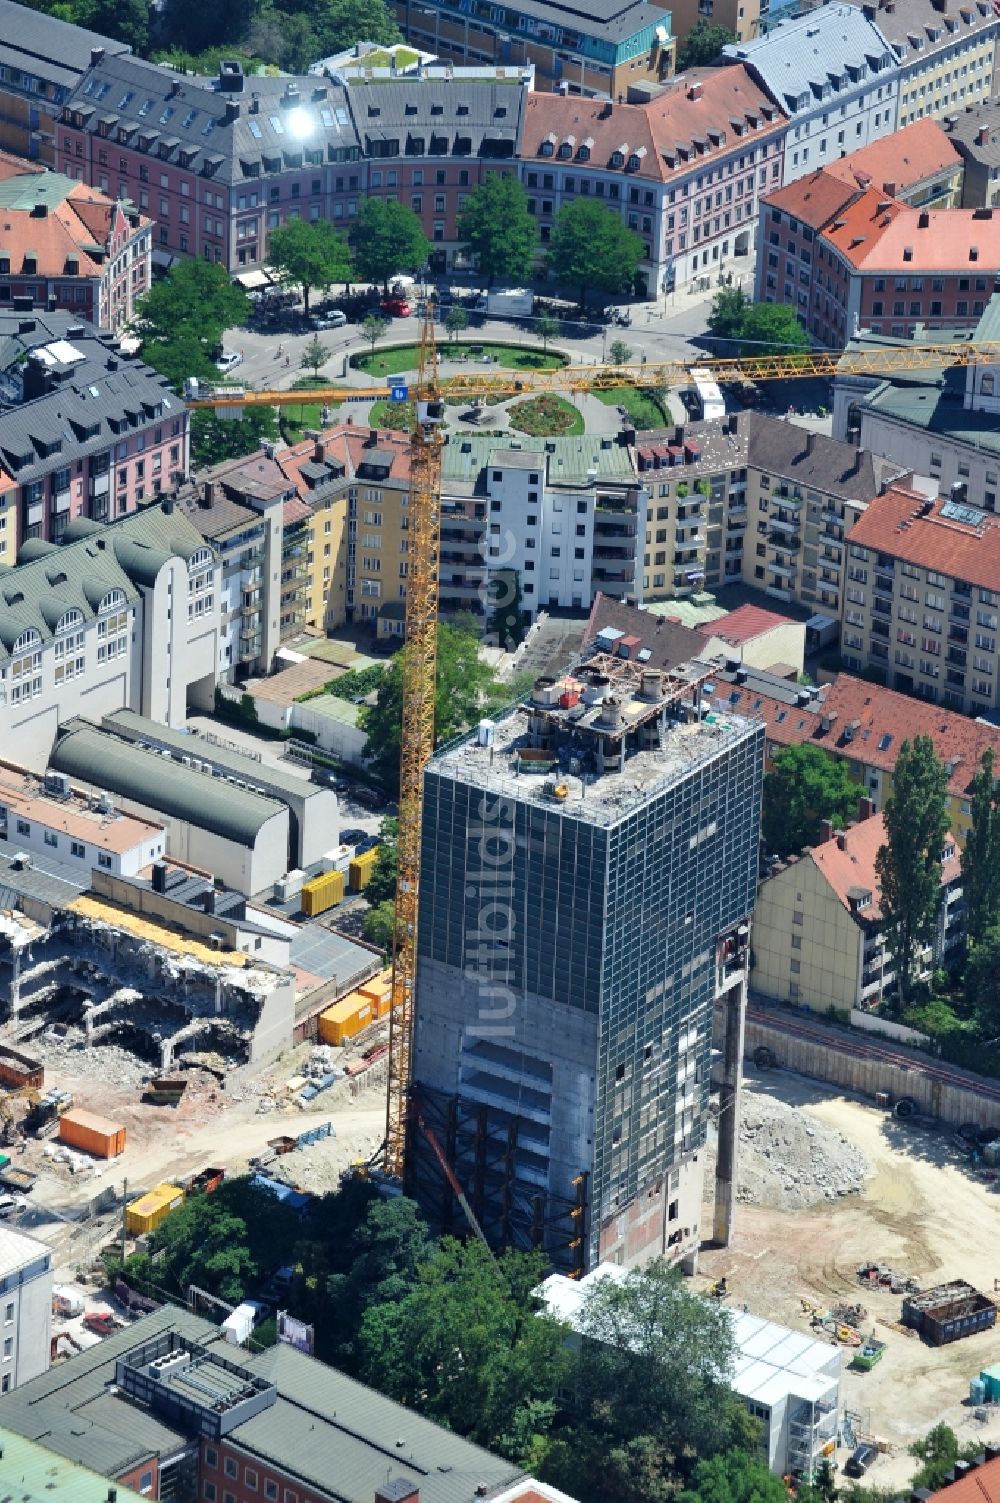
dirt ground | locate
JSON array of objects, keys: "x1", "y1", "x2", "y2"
[{"x1": 700, "y1": 1074, "x2": 1000, "y2": 1490}]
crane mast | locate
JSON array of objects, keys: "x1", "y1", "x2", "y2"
[{"x1": 384, "y1": 304, "x2": 445, "y2": 1180}]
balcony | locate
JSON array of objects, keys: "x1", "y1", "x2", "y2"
[
  {"x1": 872, "y1": 596, "x2": 893, "y2": 617},
  {"x1": 769, "y1": 532, "x2": 801, "y2": 553},
  {"x1": 948, "y1": 646, "x2": 967, "y2": 667},
  {"x1": 593, "y1": 565, "x2": 635, "y2": 583},
  {"x1": 769, "y1": 561, "x2": 795, "y2": 579},
  {"x1": 949, "y1": 625, "x2": 969, "y2": 644},
  {"x1": 951, "y1": 604, "x2": 971, "y2": 624},
  {"x1": 769, "y1": 512, "x2": 801, "y2": 533},
  {"x1": 871, "y1": 620, "x2": 890, "y2": 640},
  {"x1": 593, "y1": 542, "x2": 635, "y2": 559},
  {"x1": 875, "y1": 573, "x2": 895, "y2": 595}
]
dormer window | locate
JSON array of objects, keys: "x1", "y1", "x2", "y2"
[
  {"x1": 540, "y1": 139, "x2": 554, "y2": 156},
  {"x1": 558, "y1": 141, "x2": 572, "y2": 158},
  {"x1": 610, "y1": 150, "x2": 624, "y2": 167}
]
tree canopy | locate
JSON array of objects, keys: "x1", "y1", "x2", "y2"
[
  {"x1": 875, "y1": 735, "x2": 949, "y2": 1002},
  {"x1": 677, "y1": 1450, "x2": 789, "y2": 1503},
  {"x1": 962, "y1": 747, "x2": 1000, "y2": 947},
  {"x1": 707, "y1": 288, "x2": 810, "y2": 356},
  {"x1": 349, "y1": 199, "x2": 430, "y2": 291},
  {"x1": 456, "y1": 174, "x2": 538, "y2": 287},
  {"x1": 268, "y1": 218, "x2": 353, "y2": 315},
  {"x1": 762, "y1": 744, "x2": 862, "y2": 858},
  {"x1": 137, "y1": 259, "x2": 249, "y2": 374},
  {"x1": 364, "y1": 816, "x2": 399, "y2": 905},
  {"x1": 359, "y1": 1239, "x2": 569, "y2": 1459},
  {"x1": 676, "y1": 19, "x2": 735, "y2": 68},
  {"x1": 359, "y1": 622, "x2": 504, "y2": 792},
  {"x1": 547, "y1": 200, "x2": 645, "y2": 306},
  {"x1": 189, "y1": 408, "x2": 279, "y2": 469}
]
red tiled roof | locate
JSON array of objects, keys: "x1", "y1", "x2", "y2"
[
  {"x1": 825, "y1": 195, "x2": 1000, "y2": 272},
  {"x1": 708, "y1": 682, "x2": 825, "y2": 748},
  {"x1": 809, "y1": 811, "x2": 959, "y2": 922},
  {"x1": 0, "y1": 179, "x2": 148, "y2": 278},
  {"x1": 816, "y1": 672, "x2": 1000, "y2": 799},
  {"x1": 523, "y1": 65, "x2": 785, "y2": 184},
  {"x1": 824, "y1": 118, "x2": 962, "y2": 195},
  {"x1": 282, "y1": 495, "x2": 312, "y2": 525},
  {"x1": 846, "y1": 484, "x2": 1000, "y2": 593},
  {"x1": 929, "y1": 1459, "x2": 1000, "y2": 1503},
  {"x1": 699, "y1": 602, "x2": 796, "y2": 645},
  {"x1": 762, "y1": 168, "x2": 860, "y2": 232}
]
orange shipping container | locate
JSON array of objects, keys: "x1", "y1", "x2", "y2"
[
  {"x1": 318, "y1": 993, "x2": 373, "y2": 1045},
  {"x1": 59, "y1": 1108, "x2": 126, "y2": 1158},
  {"x1": 358, "y1": 973, "x2": 392, "y2": 1020}
]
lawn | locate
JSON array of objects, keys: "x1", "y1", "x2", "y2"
[
  {"x1": 279, "y1": 379, "x2": 339, "y2": 443},
  {"x1": 353, "y1": 343, "x2": 567, "y2": 377},
  {"x1": 594, "y1": 386, "x2": 669, "y2": 430},
  {"x1": 508, "y1": 394, "x2": 584, "y2": 437},
  {"x1": 368, "y1": 398, "x2": 416, "y2": 431}
]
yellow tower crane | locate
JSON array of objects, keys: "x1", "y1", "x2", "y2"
[{"x1": 186, "y1": 319, "x2": 1000, "y2": 1187}]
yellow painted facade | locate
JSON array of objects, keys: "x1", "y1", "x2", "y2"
[
  {"x1": 751, "y1": 851, "x2": 861, "y2": 1013},
  {"x1": 896, "y1": 35, "x2": 998, "y2": 129}
]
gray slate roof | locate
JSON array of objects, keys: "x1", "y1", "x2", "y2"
[
  {"x1": 724, "y1": 6, "x2": 898, "y2": 115},
  {"x1": 943, "y1": 98, "x2": 1000, "y2": 167},
  {"x1": 0, "y1": 0, "x2": 128, "y2": 96},
  {"x1": 351, "y1": 79, "x2": 525, "y2": 158},
  {"x1": 743, "y1": 411, "x2": 887, "y2": 500},
  {"x1": 51, "y1": 723, "x2": 287, "y2": 847},
  {"x1": 0, "y1": 500, "x2": 213, "y2": 661},
  {"x1": 0, "y1": 1304, "x2": 526, "y2": 1503},
  {"x1": 390, "y1": 0, "x2": 670, "y2": 42},
  {"x1": 870, "y1": 0, "x2": 998, "y2": 65},
  {"x1": 0, "y1": 318, "x2": 182, "y2": 486},
  {"x1": 62, "y1": 53, "x2": 360, "y2": 189}
]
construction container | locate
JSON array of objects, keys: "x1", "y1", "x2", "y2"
[
  {"x1": 58, "y1": 1108, "x2": 126, "y2": 1159},
  {"x1": 318, "y1": 992, "x2": 373, "y2": 1045},
  {"x1": 902, "y1": 1281, "x2": 997, "y2": 1345},
  {"x1": 301, "y1": 869, "x2": 345, "y2": 917},
  {"x1": 125, "y1": 1183, "x2": 184, "y2": 1236},
  {"x1": 0, "y1": 1044, "x2": 43, "y2": 1091},
  {"x1": 358, "y1": 971, "x2": 392, "y2": 1019},
  {"x1": 348, "y1": 848, "x2": 379, "y2": 893},
  {"x1": 981, "y1": 1364, "x2": 1000, "y2": 1401},
  {"x1": 852, "y1": 1339, "x2": 886, "y2": 1372},
  {"x1": 972, "y1": 1378, "x2": 988, "y2": 1406}
]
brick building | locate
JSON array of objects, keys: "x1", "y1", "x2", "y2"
[{"x1": 0, "y1": 168, "x2": 151, "y2": 333}]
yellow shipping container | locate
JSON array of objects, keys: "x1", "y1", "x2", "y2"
[
  {"x1": 318, "y1": 992, "x2": 373, "y2": 1045},
  {"x1": 301, "y1": 869, "x2": 345, "y2": 917},
  {"x1": 126, "y1": 1182, "x2": 185, "y2": 1236},
  {"x1": 349, "y1": 847, "x2": 380, "y2": 892},
  {"x1": 359, "y1": 971, "x2": 393, "y2": 1019}
]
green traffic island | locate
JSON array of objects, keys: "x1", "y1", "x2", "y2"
[
  {"x1": 593, "y1": 385, "x2": 671, "y2": 429},
  {"x1": 507, "y1": 394, "x2": 584, "y2": 437},
  {"x1": 351, "y1": 342, "x2": 569, "y2": 377}
]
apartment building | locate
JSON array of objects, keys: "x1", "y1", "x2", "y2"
[
  {"x1": 943, "y1": 99, "x2": 1000, "y2": 207},
  {"x1": 0, "y1": 311, "x2": 189, "y2": 556},
  {"x1": 821, "y1": 117, "x2": 964, "y2": 207},
  {"x1": 753, "y1": 803, "x2": 963, "y2": 1010},
  {"x1": 520, "y1": 67, "x2": 786, "y2": 296},
  {"x1": 0, "y1": 763, "x2": 165, "y2": 876},
  {"x1": 759, "y1": 169, "x2": 1000, "y2": 346},
  {"x1": 841, "y1": 481, "x2": 1000, "y2": 717},
  {"x1": 0, "y1": 1227, "x2": 52, "y2": 1393},
  {"x1": 0, "y1": 168, "x2": 151, "y2": 334},
  {"x1": 0, "y1": 0, "x2": 129, "y2": 165},
  {"x1": 0, "y1": 499, "x2": 221, "y2": 770},
  {"x1": 862, "y1": 0, "x2": 1000, "y2": 130},
  {"x1": 669, "y1": 0, "x2": 759, "y2": 47},
  {"x1": 724, "y1": 8, "x2": 900, "y2": 186},
  {"x1": 390, "y1": 0, "x2": 675, "y2": 97},
  {"x1": 634, "y1": 411, "x2": 891, "y2": 615},
  {"x1": 412, "y1": 660, "x2": 763, "y2": 1270}
]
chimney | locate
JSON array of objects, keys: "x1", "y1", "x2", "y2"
[
  {"x1": 978, "y1": 125, "x2": 991, "y2": 146},
  {"x1": 224, "y1": 100, "x2": 241, "y2": 123},
  {"x1": 882, "y1": 179, "x2": 896, "y2": 197},
  {"x1": 203, "y1": 888, "x2": 217, "y2": 915},
  {"x1": 836, "y1": 832, "x2": 848, "y2": 851},
  {"x1": 674, "y1": 423, "x2": 685, "y2": 445},
  {"x1": 688, "y1": 81, "x2": 703, "y2": 101},
  {"x1": 91, "y1": 46, "x2": 105, "y2": 65},
  {"x1": 30, "y1": 203, "x2": 48, "y2": 218},
  {"x1": 820, "y1": 818, "x2": 834, "y2": 843},
  {"x1": 805, "y1": 430, "x2": 816, "y2": 455},
  {"x1": 151, "y1": 862, "x2": 168, "y2": 894},
  {"x1": 375, "y1": 1483, "x2": 420, "y2": 1503},
  {"x1": 168, "y1": 77, "x2": 180, "y2": 98},
  {"x1": 858, "y1": 796, "x2": 875, "y2": 820},
  {"x1": 314, "y1": 438, "x2": 325, "y2": 464}
]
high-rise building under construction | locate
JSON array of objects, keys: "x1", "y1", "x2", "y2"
[{"x1": 410, "y1": 647, "x2": 763, "y2": 1272}]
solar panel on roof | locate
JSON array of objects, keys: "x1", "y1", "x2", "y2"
[{"x1": 941, "y1": 498, "x2": 988, "y2": 527}]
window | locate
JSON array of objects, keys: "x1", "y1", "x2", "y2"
[
  {"x1": 265, "y1": 1486, "x2": 278, "y2": 1503},
  {"x1": 3, "y1": 1304, "x2": 12, "y2": 1324},
  {"x1": 139, "y1": 1473, "x2": 153, "y2": 1496},
  {"x1": 98, "y1": 852, "x2": 113, "y2": 870},
  {"x1": 224, "y1": 1459, "x2": 238, "y2": 1479},
  {"x1": 204, "y1": 1487, "x2": 217, "y2": 1503},
  {"x1": 3, "y1": 1337, "x2": 12, "y2": 1357},
  {"x1": 44, "y1": 831, "x2": 58, "y2": 848},
  {"x1": 70, "y1": 840, "x2": 86, "y2": 858}
]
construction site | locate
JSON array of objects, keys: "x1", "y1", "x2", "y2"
[{"x1": 699, "y1": 1070, "x2": 1000, "y2": 1488}]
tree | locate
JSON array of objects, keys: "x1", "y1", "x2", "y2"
[
  {"x1": 90, "y1": 0, "x2": 150, "y2": 53},
  {"x1": 360, "y1": 622, "x2": 502, "y2": 792},
  {"x1": 761, "y1": 744, "x2": 862, "y2": 859},
  {"x1": 267, "y1": 218, "x2": 352, "y2": 317},
  {"x1": 676, "y1": 19, "x2": 735, "y2": 68},
  {"x1": 138, "y1": 259, "x2": 248, "y2": 347},
  {"x1": 309, "y1": 0, "x2": 401, "y2": 55},
  {"x1": 609, "y1": 338, "x2": 633, "y2": 366},
  {"x1": 300, "y1": 337, "x2": 332, "y2": 377},
  {"x1": 738, "y1": 302, "x2": 810, "y2": 357},
  {"x1": 536, "y1": 313, "x2": 559, "y2": 355},
  {"x1": 707, "y1": 287, "x2": 749, "y2": 341},
  {"x1": 359, "y1": 1239, "x2": 570, "y2": 1458},
  {"x1": 909, "y1": 1424, "x2": 982, "y2": 1490},
  {"x1": 444, "y1": 305, "x2": 469, "y2": 344},
  {"x1": 964, "y1": 923, "x2": 1000, "y2": 1033},
  {"x1": 361, "y1": 313, "x2": 389, "y2": 361},
  {"x1": 190, "y1": 408, "x2": 278, "y2": 469},
  {"x1": 323, "y1": 1197, "x2": 429, "y2": 1370},
  {"x1": 677, "y1": 1450, "x2": 789, "y2": 1503},
  {"x1": 486, "y1": 566, "x2": 523, "y2": 651},
  {"x1": 962, "y1": 748, "x2": 1000, "y2": 947},
  {"x1": 547, "y1": 200, "x2": 645, "y2": 308},
  {"x1": 364, "y1": 817, "x2": 398, "y2": 905},
  {"x1": 875, "y1": 736, "x2": 949, "y2": 1003},
  {"x1": 456, "y1": 174, "x2": 538, "y2": 286},
  {"x1": 349, "y1": 199, "x2": 429, "y2": 292},
  {"x1": 159, "y1": 0, "x2": 254, "y2": 58},
  {"x1": 363, "y1": 899, "x2": 398, "y2": 952}
]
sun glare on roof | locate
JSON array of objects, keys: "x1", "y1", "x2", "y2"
[{"x1": 286, "y1": 107, "x2": 313, "y2": 139}]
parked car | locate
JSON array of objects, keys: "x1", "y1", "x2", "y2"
[
  {"x1": 216, "y1": 350, "x2": 242, "y2": 372},
  {"x1": 844, "y1": 1446, "x2": 877, "y2": 1479},
  {"x1": 380, "y1": 296, "x2": 412, "y2": 318},
  {"x1": 340, "y1": 827, "x2": 368, "y2": 846},
  {"x1": 311, "y1": 310, "x2": 347, "y2": 330}
]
